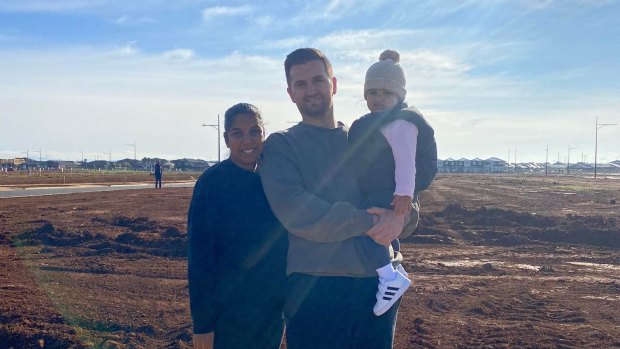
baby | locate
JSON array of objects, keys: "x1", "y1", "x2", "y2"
[{"x1": 349, "y1": 50, "x2": 438, "y2": 316}]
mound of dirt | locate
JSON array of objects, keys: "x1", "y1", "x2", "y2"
[
  {"x1": 14, "y1": 221, "x2": 188, "y2": 258},
  {"x1": 109, "y1": 216, "x2": 159, "y2": 232},
  {"x1": 0, "y1": 326, "x2": 85, "y2": 349},
  {"x1": 113, "y1": 231, "x2": 187, "y2": 257},
  {"x1": 15, "y1": 222, "x2": 100, "y2": 247},
  {"x1": 438, "y1": 204, "x2": 555, "y2": 228},
  {"x1": 419, "y1": 204, "x2": 619, "y2": 247}
]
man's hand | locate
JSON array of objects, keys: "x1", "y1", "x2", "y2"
[
  {"x1": 392, "y1": 195, "x2": 413, "y2": 217},
  {"x1": 366, "y1": 207, "x2": 405, "y2": 246},
  {"x1": 193, "y1": 332, "x2": 214, "y2": 349}
]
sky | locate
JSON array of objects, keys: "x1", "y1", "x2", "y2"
[{"x1": 1, "y1": 0, "x2": 619, "y2": 163}]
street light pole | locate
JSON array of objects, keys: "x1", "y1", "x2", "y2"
[
  {"x1": 202, "y1": 113, "x2": 221, "y2": 162},
  {"x1": 567, "y1": 145, "x2": 577, "y2": 175},
  {"x1": 545, "y1": 145, "x2": 548, "y2": 177},
  {"x1": 125, "y1": 141, "x2": 137, "y2": 161},
  {"x1": 34, "y1": 149, "x2": 42, "y2": 166},
  {"x1": 22, "y1": 148, "x2": 29, "y2": 170},
  {"x1": 594, "y1": 117, "x2": 617, "y2": 179}
]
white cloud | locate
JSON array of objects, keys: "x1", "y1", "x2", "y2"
[
  {"x1": 0, "y1": 47, "x2": 288, "y2": 161},
  {"x1": 1, "y1": 42, "x2": 618, "y2": 162},
  {"x1": 406, "y1": 50, "x2": 471, "y2": 76},
  {"x1": 202, "y1": 5, "x2": 253, "y2": 20},
  {"x1": 290, "y1": 0, "x2": 389, "y2": 22},
  {"x1": 162, "y1": 48, "x2": 194, "y2": 61},
  {"x1": 258, "y1": 36, "x2": 310, "y2": 50},
  {"x1": 113, "y1": 14, "x2": 156, "y2": 26},
  {"x1": 115, "y1": 42, "x2": 139, "y2": 56},
  {"x1": 313, "y1": 29, "x2": 427, "y2": 61},
  {"x1": 254, "y1": 15, "x2": 273, "y2": 27}
]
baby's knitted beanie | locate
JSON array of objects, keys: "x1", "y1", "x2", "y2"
[{"x1": 364, "y1": 50, "x2": 407, "y2": 101}]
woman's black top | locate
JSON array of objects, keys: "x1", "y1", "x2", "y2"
[{"x1": 187, "y1": 159, "x2": 288, "y2": 334}]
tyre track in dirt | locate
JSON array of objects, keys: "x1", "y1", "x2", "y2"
[
  {"x1": 454, "y1": 285, "x2": 617, "y2": 349},
  {"x1": 0, "y1": 235, "x2": 85, "y2": 348}
]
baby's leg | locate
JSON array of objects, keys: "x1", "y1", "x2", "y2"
[{"x1": 355, "y1": 237, "x2": 411, "y2": 316}]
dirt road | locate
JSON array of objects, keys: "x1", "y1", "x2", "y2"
[{"x1": 1, "y1": 174, "x2": 618, "y2": 348}]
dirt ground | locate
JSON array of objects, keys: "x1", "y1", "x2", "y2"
[{"x1": 1, "y1": 174, "x2": 618, "y2": 348}]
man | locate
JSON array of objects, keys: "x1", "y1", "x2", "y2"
[
  {"x1": 154, "y1": 160, "x2": 162, "y2": 189},
  {"x1": 260, "y1": 48, "x2": 418, "y2": 349}
]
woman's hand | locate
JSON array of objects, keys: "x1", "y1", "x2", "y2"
[
  {"x1": 392, "y1": 195, "x2": 413, "y2": 217},
  {"x1": 193, "y1": 332, "x2": 214, "y2": 349}
]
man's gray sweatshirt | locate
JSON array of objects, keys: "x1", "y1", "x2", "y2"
[{"x1": 260, "y1": 122, "x2": 403, "y2": 277}]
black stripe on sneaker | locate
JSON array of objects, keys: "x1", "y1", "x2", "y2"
[{"x1": 387, "y1": 286, "x2": 399, "y2": 291}]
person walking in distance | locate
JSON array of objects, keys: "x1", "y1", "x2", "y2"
[{"x1": 154, "y1": 160, "x2": 162, "y2": 189}]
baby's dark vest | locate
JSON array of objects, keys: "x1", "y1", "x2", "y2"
[{"x1": 348, "y1": 104, "x2": 437, "y2": 208}]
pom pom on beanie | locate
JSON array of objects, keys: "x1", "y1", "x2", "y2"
[
  {"x1": 379, "y1": 49, "x2": 400, "y2": 63},
  {"x1": 364, "y1": 49, "x2": 406, "y2": 101}
]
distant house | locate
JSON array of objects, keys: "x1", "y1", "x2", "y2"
[
  {"x1": 486, "y1": 157, "x2": 508, "y2": 173},
  {"x1": 116, "y1": 158, "x2": 141, "y2": 170},
  {"x1": 457, "y1": 158, "x2": 468, "y2": 172},
  {"x1": 514, "y1": 162, "x2": 540, "y2": 172},
  {"x1": 568, "y1": 162, "x2": 593, "y2": 173},
  {"x1": 595, "y1": 162, "x2": 618, "y2": 173},
  {"x1": 141, "y1": 157, "x2": 174, "y2": 170},
  {"x1": 0, "y1": 158, "x2": 22, "y2": 170},
  {"x1": 16, "y1": 158, "x2": 36, "y2": 170},
  {"x1": 56, "y1": 161, "x2": 78, "y2": 170},
  {"x1": 44, "y1": 161, "x2": 60, "y2": 170},
  {"x1": 438, "y1": 157, "x2": 507, "y2": 173},
  {"x1": 171, "y1": 158, "x2": 209, "y2": 171},
  {"x1": 438, "y1": 158, "x2": 456, "y2": 173},
  {"x1": 470, "y1": 158, "x2": 485, "y2": 173},
  {"x1": 81, "y1": 160, "x2": 111, "y2": 169}
]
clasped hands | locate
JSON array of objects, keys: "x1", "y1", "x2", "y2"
[{"x1": 366, "y1": 207, "x2": 406, "y2": 246}]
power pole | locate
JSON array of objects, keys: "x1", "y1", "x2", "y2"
[
  {"x1": 507, "y1": 150, "x2": 511, "y2": 172},
  {"x1": 34, "y1": 149, "x2": 42, "y2": 166},
  {"x1": 567, "y1": 145, "x2": 577, "y2": 175},
  {"x1": 21, "y1": 148, "x2": 29, "y2": 170},
  {"x1": 545, "y1": 145, "x2": 548, "y2": 177},
  {"x1": 514, "y1": 148, "x2": 517, "y2": 173},
  {"x1": 125, "y1": 141, "x2": 137, "y2": 161},
  {"x1": 594, "y1": 117, "x2": 617, "y2": 179}
]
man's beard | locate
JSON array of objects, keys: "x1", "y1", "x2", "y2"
[{"x1": 298, "y1": 98, "x2": 330, "y2": 119}]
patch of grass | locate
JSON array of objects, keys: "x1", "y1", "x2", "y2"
[{"x1": 549, "y1": 184, "x2": 594, "y2": 192}]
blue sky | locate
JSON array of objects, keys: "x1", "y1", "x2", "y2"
[{"x1": 1, "y1": 0, "x2": 619, "y2": 163}]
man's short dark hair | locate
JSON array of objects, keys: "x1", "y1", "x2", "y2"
[{"x1": 284, "y1": 48, "x2": 333, "y2": 86}]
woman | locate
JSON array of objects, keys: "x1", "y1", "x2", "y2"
[{"x1": 187, "y1": 103, "x2": 288, "y2": 349}]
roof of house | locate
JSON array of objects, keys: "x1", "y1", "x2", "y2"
[{"x1": 485, "y1": 157, "x2": 502, "y2": 162}]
